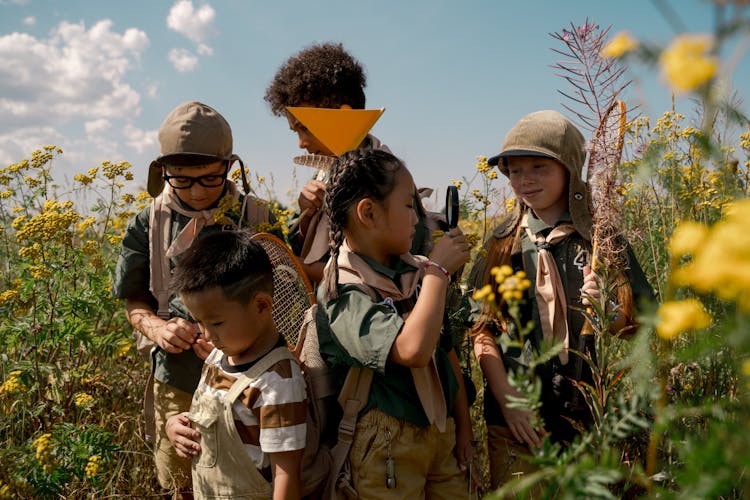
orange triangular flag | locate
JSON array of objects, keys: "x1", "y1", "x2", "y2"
[{"x1": 286, "y1": 107, "x2": 385, "y2": 156}]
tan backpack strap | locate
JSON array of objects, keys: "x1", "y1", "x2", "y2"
[
  {"x1": 240, "y1": 194, "x2": 271, "y2": 230},
  {"x1": 330, "y1": 366, "x2": 373, "y2": 490},
  {"x1": 149, "y1": 195, "x2": 172, "y2": 320},
  {"x1": 225, "y1": 347, "x2": 295, "y2": 402}
]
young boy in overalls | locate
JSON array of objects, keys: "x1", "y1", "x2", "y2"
[{"x1": 165, "y1": 230, "x2": 306, "y2": 499}]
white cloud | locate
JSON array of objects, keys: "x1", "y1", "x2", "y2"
[
  {"x1": 22, "y1": 16, "x2": 35, "y2": 26},
  {"x1": 168, "y1": 48, "x2": 198, "y2": 72},
  {"x1": 167, "y1": 0, "x2": 215, "y2": 43},
  {"x1": 146, "y1": 83, "x2": 159, "y2": 99},
  {"x1": 85, "y1": 118, "x2": 111, "y2": 135},
  {"x1": 197, "y1": 43, "x2": 213, "y2": 56},
  {"x1": 0, "y1": 19, "x2": 150, "y2": 181},
  {"x1": 123, "y1": 124, "x2": 158, "y2": 154},
  {"x1": 0, "y1": 20, "x2": 149, "y2": 130}
]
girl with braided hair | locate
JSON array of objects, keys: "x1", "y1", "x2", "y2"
[{"x1": 316, "y1": 149, "x2": 476, "y2": 498}]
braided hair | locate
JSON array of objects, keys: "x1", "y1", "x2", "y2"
[{"x1": 323, "y1": 149, "x2": 407, "y2": 300}]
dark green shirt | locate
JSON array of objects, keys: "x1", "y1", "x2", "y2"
[{"x1": 317, "y1": 255, "x2": 458, "y2": 427}]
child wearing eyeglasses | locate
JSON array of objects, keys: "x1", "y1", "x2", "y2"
[{"x1": 113, "y1": 101, "x2": 276, "y2": 498}]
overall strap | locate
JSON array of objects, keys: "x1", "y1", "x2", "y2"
[{"x1": 225, "y1": 347, "x2": 295, "y2": 402}]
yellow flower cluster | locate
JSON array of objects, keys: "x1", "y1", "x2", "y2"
[
  {"x1": 670, "y1": 199, "x2": 750, "y2": 310},
  {"x1": 85, "y1": 454, "x2": 101, "y2": 479},
  {"x1": 0, "y1": 289, "x2": 19, "y2": 306},
  {"x1": 116, "y1": 341, "x2": 132, "y2": 358},
  {"x1": 660, "y1": 34, "x2": 718, "y2": 92},
  {"x1": 475, "y1": 155, "x2": 491, "y2": 174},
  {"x1": 74, "y1": 392, "x2": 94, "y2": 408},
  {"x1": 473, "y1": 265, "x2": 531, "y2": 304},
  {"x1": 0, "y1": 370, "x2": 25, "y2": 395},
  {"x1": 213, "y1": 194, "x2": 241, "y2": 224},
  {"x1": 33, "y1": 432, "x2": 56, "y2": 474},
  {"x1": 600, "y1": 31, "x2": 639, "y2": 58},
  {"x1": 14, "y1": 200, "x2": 80, "y2": 244},
  {"x1": 656, "y1": 299, "x2": 712, "y2": 340},
  {"x1": 101, "y1": 160, "x2": 133, "y2": 181},
  {"x1": 451, "y1": 179, "x2": 463, "y2": 189}
]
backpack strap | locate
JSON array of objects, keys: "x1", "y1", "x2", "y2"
[
  {"x1": 149, "y1": 195, "x2": 172, "y2": 320},
  {"x1": 225, "y1": 347, "x2": 295, "y2": 402},
  {"x1": 330, "y1": 366, "x2": 374, "y2": 497},
  {"x1": 240, "y1": 194, "x2": 271, "y2": 230}
]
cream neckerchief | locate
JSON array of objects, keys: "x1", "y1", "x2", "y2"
[{"x1": 521, "y1": 213, "x2": 577, "y2": 365}]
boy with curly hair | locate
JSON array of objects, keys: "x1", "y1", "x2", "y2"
[{"x1": 264, "y1": 42, "x2": 435, "y2": 283}]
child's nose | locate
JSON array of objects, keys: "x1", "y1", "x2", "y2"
[{"x1": 298, "y1": 130, "x2": 312, "y2": 150}]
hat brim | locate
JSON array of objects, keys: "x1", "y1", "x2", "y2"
[
  {"x1": 157, "y1": 152, "x2": 229, "y2": 167},
  {"x1": 488, "y1": 149, "x2": 557, "y2": 172}
]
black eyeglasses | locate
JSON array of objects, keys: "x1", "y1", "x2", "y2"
[{"x1": 163, "y1": 167, "x2": 228, "y2": 189}]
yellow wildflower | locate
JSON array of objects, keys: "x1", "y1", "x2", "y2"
[
  {"x1": 472, "y1": 284, "x2": 495, "y2": 303},
  {"x1": 672, "y1": 199, "x2": 750, "y2": 308},
  {"x1": 74, "y1": 173, "x2": 93, "y2": 185},
  {"x1": 491, "y1": 265, "x2": 514, "y2": 283},
  {"x1": 0, "y1": 370, "x2": 25, "y2": 395},
  {"x1": 601, "y1": 31, "x2": 639, "y2": 58},
  {"x1": 85, "y1": 454, "x2": 101, "y2": 478},
  {"x1": 743, "y1": 359, "x2": 750, "y2": 390},
  {"x1": 656, "y1": 299, "x2": 712, "y2": 340},
  {"x1": 668, "y1": 221, "x2": 708, "y2": 259},
  {"x1": 660, "y1": 34, "x2": 718, "y2": 92},
  {"x1": 77, "y1": 216, "x2": 96, "y2": 234},
  {"x1": 33, "y1": 432, "x2": 56, "y2": 474},
  {"x1": 0, "y1": 289, "x2": 19, "y2": 306},
  {"x1": 451, "y1": 179, "x2": 463, "y2": 189},
  {"x1": 475, "y1": 155, "x2": 490, "y2": 174},
  {"x1": 74, "y1": 392, "x2": 94, "y2": 408}
]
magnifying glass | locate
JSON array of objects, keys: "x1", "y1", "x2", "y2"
[{"x1": 446, "y1": 185, "x2": 459, "y2": 229}]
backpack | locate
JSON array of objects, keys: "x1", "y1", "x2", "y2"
[{"x1": 292, "y1": 290, "x2": 376, "y2": 499}]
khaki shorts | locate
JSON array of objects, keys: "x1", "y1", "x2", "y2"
[
  {"x1": 153, "y1": 380, "x2": 193, "y2": 491},
  {"x1": 349, "y1": 408, "x2": 468, "y2": 500},
  {"x1": 487, "y1": 424, "x2": 539, "y2": 493}
]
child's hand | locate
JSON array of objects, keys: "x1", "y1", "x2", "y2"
[
  {"x1": 501, "y1": 386, "x2": 546, "y2": 449},
  {"x1": 192, "y1": 333, "x2": 215, "y2": 360},
  {"x1": 580, "y1": 265, "x2": 601, "y2": 307},
  {"x1": 429, "y1": 228, "x2": 470, "y2": 275},
  {"x1": 166, "y1": 412, "x2": 201, "y2": 459},
  {"x1": 155, "y1": 318, "x2": 199, "y2": 354},
  {"x1": 298, "y1": 179, "x2": 326, "y2": 214},
  {"x1": 454, "y1": 421, "x2": 474, "y2": 471}
]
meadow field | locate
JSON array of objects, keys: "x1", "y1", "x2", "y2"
[{"x1": 1, "y1": 14, "x2": 749, "y2": 500}]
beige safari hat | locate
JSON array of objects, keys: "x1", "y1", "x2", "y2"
[
  {"x1": 147, "y1": 101, "x2": 247, "y2": 197},
  {"x1": 488, "y1": 110, "x2": 592, "y2": 240}
]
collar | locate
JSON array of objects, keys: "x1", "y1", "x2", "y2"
[
  {"x1": 526, "y1": 210, "x2": 573, "y2": 235},
  {"x1": 357, "y1": 253, "x2": 419, "y2": 280}
]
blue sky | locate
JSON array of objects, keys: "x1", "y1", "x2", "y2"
[{"x1": 1, "y1": 0, "x2": 748, "y2": 209}]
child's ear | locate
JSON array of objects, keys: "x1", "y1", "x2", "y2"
[
  {"x1": 354, "y1": 198, "x2": 378, "y2": 228},
  {"x1": 253, "y1": 292, "x2": 274, "y2": 316}
]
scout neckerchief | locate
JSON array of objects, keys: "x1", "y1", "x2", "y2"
[
  {"x1": 149, "y1": 181, "x2": 246, "y2": 319},
  {"x1": 521, "y1": 212, "x2": 577, "y2": 365},
  {"x1": 335, "y1": 241, "x2": 448, "y2": 432}
]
